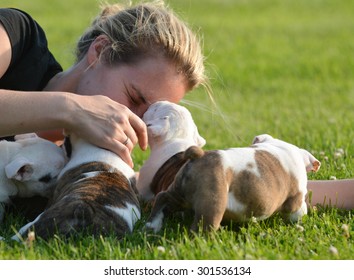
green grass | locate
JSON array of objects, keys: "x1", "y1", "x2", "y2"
[{"x1": 1, "y1": 0, "x2": 353, "y2": 259}]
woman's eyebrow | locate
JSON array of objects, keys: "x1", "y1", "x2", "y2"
[{"x1": 132, "y1": 85, "x2": 151, "y2": 105}]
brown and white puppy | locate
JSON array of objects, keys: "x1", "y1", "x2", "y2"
[
  {"x1": 146, "y1": 134, "x2": 321, "y2": 232},
  {"x1": 137, "y1": 101, "x2": 206, "y2": 201},
  {"x1": 0, "y1": 133, "x2": 66, "y2": 224},
  {"x1": 12, "y1": 134, "x2": 140, "y2": 240}
]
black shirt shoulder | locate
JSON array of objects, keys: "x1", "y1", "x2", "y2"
[{"x1": 0, "y1": 8, "x2": 62, "y2": 91}]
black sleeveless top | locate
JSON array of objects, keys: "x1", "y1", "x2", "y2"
[{"x1": 0, "y1": 8, "x2": 63, "y2": 141}]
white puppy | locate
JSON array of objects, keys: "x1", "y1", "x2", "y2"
[
  {"x1": 137, "y1": 101, "x2": 206, "y2": 201},
  {"x1": 0, "y1": 133, "x2": 66, "y2": 224},
  {"x1": 146, "y1": 134, "x2": 321, "y2": 232}
]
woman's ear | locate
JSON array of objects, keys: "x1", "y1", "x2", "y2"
[{"x1": 87, "y1": 35, "x2": 111, "y2": 65}]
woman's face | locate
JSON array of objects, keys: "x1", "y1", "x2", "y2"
[{"x1": 76, "y1": 55, "x2": 188, "y2": 117}]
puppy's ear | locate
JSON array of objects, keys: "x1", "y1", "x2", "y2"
[
  {"x1": 252, "y1": 134, "x2": 273, "y2": 144},
  {"x1": 300, "y1": 149, "x2": 321, "y2": 172},
  {"x1": 5, "y1": 156, "x2": 34, "y2": 181}
]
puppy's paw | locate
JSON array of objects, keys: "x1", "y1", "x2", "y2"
[
  {"x1": 145, "y1": 222, "x2": 161, "y2": 233},
  {"x1": 145, "y1": 211, "x2": 164, "y2": 233},
  {"x1": 288, "y1": 201, "x2": 307, "y2": 222}
]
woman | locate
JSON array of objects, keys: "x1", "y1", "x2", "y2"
[{"x1": 0, "y1": 2, "x2": 208, "y2": 168}]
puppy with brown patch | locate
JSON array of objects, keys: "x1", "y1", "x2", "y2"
[
  {"x1": 146, "y1": 134, "x2": 321, "y2": 232},
  {"x1": 12, "y1": 134, "x2": 140, "y2": 240},
  {"x1": 137, "y1": 101, "x2": 206, "y2": 201}
]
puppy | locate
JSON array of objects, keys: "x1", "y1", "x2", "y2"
[
  {"x1": 137, "y1": 101, "x2": 206, "y2": 201},
  {"x1": 146, "y1": 134, "x2": 321, "y2": 232},
  {"x1": 0, "y1": 133, "x2": 66, "y2": 224},
  {"x1": 12, "y1": 134, "x2": 140, "y2": 240}
]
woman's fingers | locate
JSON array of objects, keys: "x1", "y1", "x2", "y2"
[
  {"x1": 106, "y1": 138, "x2": 134, "y2": 168},
  {"x1": 127, "y1": 112, "x2": 148, "y2": 151},
  {"x1": 120, "y1": 134, "x2": 134, "y2": 153}
]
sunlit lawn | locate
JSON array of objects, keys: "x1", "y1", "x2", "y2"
[{"x1": 1, "y1": 0, "x2": 353, "y2": 259}]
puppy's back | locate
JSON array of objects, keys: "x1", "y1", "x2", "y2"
[{"x1": 23, "y1": 163, "x2": 140, "y2": 239}]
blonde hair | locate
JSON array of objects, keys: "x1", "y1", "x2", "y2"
[{"x1": 76, "y1": 1, "x2": 208, "y2": 91}]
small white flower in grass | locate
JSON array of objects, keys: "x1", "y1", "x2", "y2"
[
  {"x1": 330, "y1": 176, "x2": 337, "y2": 180},
  {"x1": 334, "y1": 148, "x2": 345, "y2": 159},
  {"x1": 295, "y1": 224, "x2": 304, "y2": 232},
  {"x1": 329, "y1": 245, "x2": 339, "y2": 256},
  {"x1": 26, "y1": 231, "x2": 35, "y2": 247},
  {"x1": 27, "y1": 231, "x2": 35, "y2": 240},
  {"x1": 319, "y1": 151, "x2": 326, "y2": 157},
  {"x1": 157, "y1": 246, "x2": 166, "y2": 253},
  {"x1": 334, "y1": 152, "x2": 342, "y2": 159},
  {"x1": 341, "y1": 224, "x2": 350, "y2": 238}
]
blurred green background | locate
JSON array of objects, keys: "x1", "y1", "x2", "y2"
[{"x1": 2, "y1": 0, "x2": 353, "y2": 178}]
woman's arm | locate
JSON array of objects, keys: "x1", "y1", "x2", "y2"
[
  {"x1": 0, "y1": 90, "x2": 73, "y2": 137},
  {"x1": 307, "y1": 179, "x2": 354, "y2": 210}
]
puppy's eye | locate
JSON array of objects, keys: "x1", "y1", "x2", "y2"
[{"x1": 38, "y1": 174, "x2": 52, "y2": 183}]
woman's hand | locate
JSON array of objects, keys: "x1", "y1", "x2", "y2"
[{"x1": 64, "y1": 94, "x2": 148, "y2": 168}]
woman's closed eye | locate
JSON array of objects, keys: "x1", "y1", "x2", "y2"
[
  {"x1": 124, "y1": 83, "x2": 140, "y2": 105},
  {"x1": 123, "y1": 83, "x2": 151, "y2": 116}
]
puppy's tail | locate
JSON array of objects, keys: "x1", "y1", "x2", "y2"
[{"x1": 184, "y1": 146, "x2": 205, "y2": 160}]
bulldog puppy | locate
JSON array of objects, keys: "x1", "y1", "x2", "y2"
[
  {"x1": 12, "y1": 134, "x2": 140, "y2": 240},
  {"x1": 137, "y1": 101, "x2": 206, "y2": 201},
  {"x1": 146, "y1": 134, "x2": 321, "y2": 232},
  {"x1": 0, "y1": 133, "x2": 66, "y2": 224}
]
